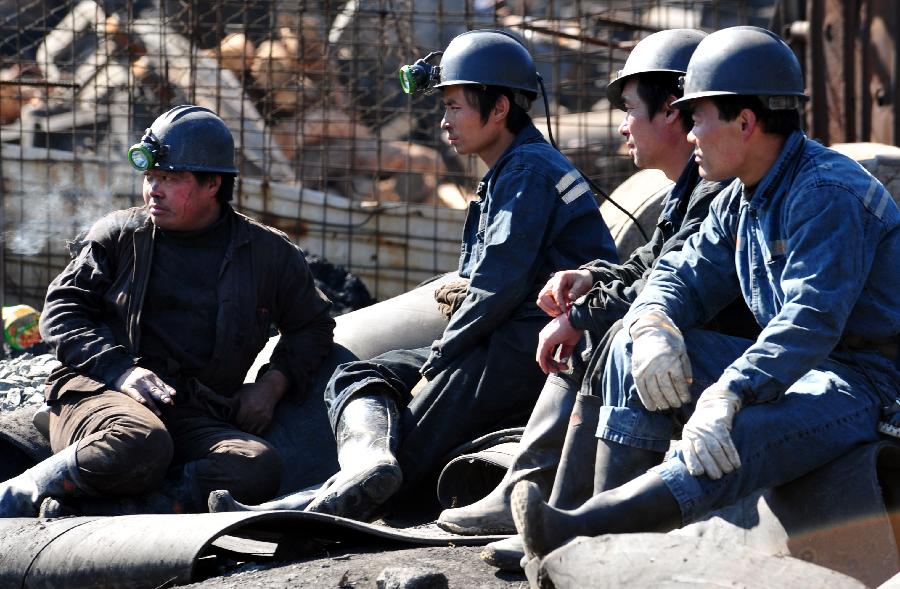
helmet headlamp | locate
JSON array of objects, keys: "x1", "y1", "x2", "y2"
[
  {"x1": 398, "y1": 51, "x2": 443, "y2": 95},
  {"x1": 127, "y1": 129, "x2": 164, "y2": 171}
]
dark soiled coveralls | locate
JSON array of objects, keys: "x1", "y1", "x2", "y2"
[
  {"x1": 40, "y1": 205, "x2": 334, "y2": 507},
  {"x1": 323, "y1": 122, "x2": 619, "y2": 494}
]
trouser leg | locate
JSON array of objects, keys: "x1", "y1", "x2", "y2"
[
  {"x1": 49, "y1": 390, "x2": 174, "y2": 497},
  {"x1": 397, "y1": 316, "x2": 547, "y2": 496}
]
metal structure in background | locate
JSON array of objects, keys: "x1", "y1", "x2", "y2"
[
  {"x1": 774, "y1": 0, "x2": 900, "y2": 147},
  {"x1": 0, "y1": 0, "x2": 774, "y2": 306}
]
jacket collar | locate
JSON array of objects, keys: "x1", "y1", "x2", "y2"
[
  {"x1": 478, "y1": 122, "x2": 546, "y2": 194},
  {"x1": 742, "y1": 130, "x2": 806, "y2": 207}
]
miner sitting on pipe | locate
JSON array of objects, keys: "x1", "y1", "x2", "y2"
[
  {"x1": 0, "y1": 105, "x2": 335, "y2": 517},
  {"x1": 210, "y1": 29, "x2": 619, "y2": 519}
]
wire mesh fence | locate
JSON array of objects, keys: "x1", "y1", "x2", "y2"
[{"x1": 0, "y1": 0, "x2": 774, "y2": 306}]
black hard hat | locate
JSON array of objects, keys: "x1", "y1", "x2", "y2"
[
  {"x1": 606, "y1": 29, "x2": 707, "y2": 110},
  {"x1": 672, "y1": 26, "x2": 808, "y2": 110},
  {"x1": 129, "y1": 105, "x2": 238, "y2": 174},
  {"x1": 434, "y1": 29, "x2": 539, "y2": 95}
]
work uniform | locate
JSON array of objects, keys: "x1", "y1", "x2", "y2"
[
  {"x1": 323, "y1": 122, "x2": 617, "y2": 492},
  {"x1": 40, "y1": 205, "x2": 334, "y2": 507},
  {"x1": 602, "y1": 131, "x2": 900, "y2": 523}
]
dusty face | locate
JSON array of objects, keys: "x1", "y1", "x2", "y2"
[
  {"x1": 142, "y1": 170, "x2": 221, "y2": 231},
  {"x1": 618, "y1": 79, "x2": 670, "y2": 170},
  {"x1": 439, "y1": 85, "x2": 503, "y2": 159},
  {"x1": 686, "y1": 98, "x2": 745, "y2": 181}
]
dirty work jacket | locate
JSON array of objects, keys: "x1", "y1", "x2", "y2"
[
  {"x1": 420, "y1": 122, "x2": 618, "y2": 379},
  {"x1": 567, "y1": 160, "x2": 756, "y2": 339},
  {"x1": 627, "y1": 131, "x2": 900, "y2": 404},
  {"x1": 40, "y1": 205, "x2": 335, "y2": 401}
]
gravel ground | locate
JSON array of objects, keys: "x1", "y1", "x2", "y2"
[{"x1": 182, "y1": 544, "x2": 528, "y2": 588}]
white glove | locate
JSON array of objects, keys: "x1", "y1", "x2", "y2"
[
  {"x1": 681, "y1": 386, "x2": 742, "y2": 480},
  {"x1": 629, "y1": 310, "x2": 692, "y2": 411}
]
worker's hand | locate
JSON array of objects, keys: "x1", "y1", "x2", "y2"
[
  {"x1": 535, "y1": 314, "x2": 583, "y2": 374},
  {"x1": 537, "y1": 270, "x2": 594, "y2": 317},
  {"x1": 234, "y1": 369, "x2": 288, "y2": 435},
  {"x1": 113, "y1": 366, "x2": 176, "y2": 417},
  {"x1": 629, "y1": 310, "x2": 692, "y2": 412},
  {"x1": 681, "y1": 385, "x2": 742, "y2": 480}
]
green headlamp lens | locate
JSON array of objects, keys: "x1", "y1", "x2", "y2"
[
  {"x1": 398, "y1": 65, "x2": 416, "y2": 94},
  {"x1": 127, "y1": 144, "x2": 154, "y2": 171}
]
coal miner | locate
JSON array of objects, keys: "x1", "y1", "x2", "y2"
[
  {"x1": 511, "y1": 26, "x2": 900, "y2": 561},
  {"x1": 215, "y1": 29, "x2": 618, "y2": 519},
  {"x1": 437, "y1": 28, "x2": 759, "y2": 569},
  {"x1": 0, "y1": 105, "x2": 335, "y2": 516}
]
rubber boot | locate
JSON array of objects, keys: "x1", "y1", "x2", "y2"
[
  {"x1": 593, "y1": 438, "x2": 664, "y2": 494},
  {"x1": 437, "y1": 376, "x2": 575, "y2": 535},
  {"x1": 512, "y1": 470, "x2": 682, "y2": 561},
  {"x1": 209, "y1": 483, "x2": 321, "y2": 513},
  {"x1": 480, "y1": 391, "x2": 602, "y2": 570},
  {"x1": 304, "y1": 392, "x2": 402, "y2": 521},
  {"x1": 40, "y1": 462, "x2": 202, "y2": 517},
  {"x1": 0, "y1": 444, "x2": 86, "y2": 517}
]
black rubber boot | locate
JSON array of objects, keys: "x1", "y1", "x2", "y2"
[
  {"x1": 512, "y1": 472, "x2": 682, "y2": 561},
  {"x1": 481, "y1": 401, "x2": 663, "y2": 571},
  {"x1": 593, "y1": 438, "x2": 664, "y2": 494},
  {"x1": 548, "y1": 392, "x2": 604, "y2": 509},
  {"x1": 0, "y1": 444, "x2": 86, "y2": 517},
  {"x1": 438, "y1": 376, "x2": 575, "y2": 535},
  {"x1": 40, "y1": 462, "x2": 202, "y2": 517},
  {"x1": 304, "y1": 392, "x2": 402, "y2": 521}
]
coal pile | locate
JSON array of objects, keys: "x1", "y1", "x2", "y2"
[
  {"x1": 305, "y1": 254, "x2": 376, "y2": 316},
  {"x1": 0, "y1": 351, "x2": 59, "y2": 412}
]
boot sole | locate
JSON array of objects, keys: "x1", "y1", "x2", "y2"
[
  {"x1": 307, "y1": 463, "x2": 402, "y2": 521},
  {"x1": 435, "y1": 518, "x2": 516, "y2": 535},
  {"x1": 481, "y1": 541, "x2": 526, "y2": 571}
]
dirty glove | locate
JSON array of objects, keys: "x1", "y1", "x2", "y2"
[
  {"x1": 434, "y1": 278, "x2": 469, "y2": 320},
  {"x1": 681, "y1": 385, "x2": 742, "y2": 480},
  {"x1": 629, "y1": 310, "x2": 692, "y2": 411}
]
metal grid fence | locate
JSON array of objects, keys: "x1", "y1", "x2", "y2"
[{"x1": 0, "y1": 0, "x2": 773, "y2": 306}]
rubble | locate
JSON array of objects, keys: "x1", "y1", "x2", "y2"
[{"x1": 0, "y1": 352, "x2": 59, "y2": 412}]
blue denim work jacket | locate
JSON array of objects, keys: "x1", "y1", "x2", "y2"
[
  {"x1": 627, "y1": 131, "x2": 900, "y2": 404},
  {"x1": 420, "y1": 123, "x2": 618, "y2": 379}
]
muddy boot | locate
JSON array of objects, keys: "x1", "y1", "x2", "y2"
[
  {"x1": 481, "y1": 392, "x2": 602, "y2": 569},
  {"x1": 512, "y1": 471, "x2": 681, "y2": 561},
  {"x1": 481, "y1": 397, "x2": 660, "y2": 571},
  {"x1": 40, "y1": 463, "x2": 201, "y2": 517},
  {"x1": 480, "y1": 535, "x2": 526, "y2": 571},
  {"x1": 437, "y1": 376, "x2": 575, "y2": 535},
  {"x1": 208, "y1": 483, "x2": 321, "y2": 513},
  {"x1": 304, "y1": 392, "x2": 402, "y2": 521},
  {"x1": 0, "y1": 444, "x2": 87, "y2": 517}
]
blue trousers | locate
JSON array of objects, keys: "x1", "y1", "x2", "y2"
[{"x1": 599, "y1": 328, "x2": 885, "y2": 523}]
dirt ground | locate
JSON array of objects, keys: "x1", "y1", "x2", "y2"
[{"x1": 182, "y1": 543, "x2": 528, "y2": 588}]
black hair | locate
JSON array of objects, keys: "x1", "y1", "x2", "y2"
[
  {"x1": 461, "y1": 84, "x2": 535, "y2": 134},
  {"x1": 634, "y1": 71, "x2": 691, "y2": 133},
  {"x1": 710, "y1": 95, "x2": 801, "y2": 137},
  {"x1": 193, "y1": 172, "x2": 236, "y2": 203}
]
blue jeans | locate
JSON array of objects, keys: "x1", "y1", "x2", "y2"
[{"x1": 599, "y1": 328, "x2": 883, "y2": 524}]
